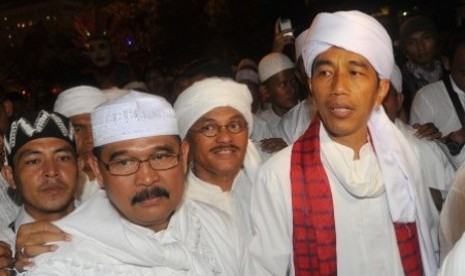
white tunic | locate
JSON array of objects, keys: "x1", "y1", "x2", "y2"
[
  {"x1": 185, "y1": 170, "x2": 253, "y2": 242},
  {"x1": 26, "y1": 190, "x2": 243, "y2": 276},
  {"x1": 410, "y1": 76, "x2": 465, "y2": 168},
  {"x1": 277, "y1": 99, "x2": 314, "y2": 145},
  {"x1": 245, "y1": 125, "x2": 434, "y2": 276},
  {"x1": 258, "y1": 108, "x2": 282, "y2": 138}
]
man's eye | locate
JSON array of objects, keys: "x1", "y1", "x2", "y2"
[
  {"x1": 112, "y1": 159, "x2": 136, "y2": 168},
  {"x1": 25, "y1": 158, "x2": 41, "y2": 166},
  {"x1": 228, "y1": 121, "x2": 242, "y2": 130},
  {"x1": 74, "y1": 127, "x2": 82, "y2": 133},
  {"x1": 151, "y1": 153, "x2": 171, "y2": 161},
  {"x1": 57, "y1": 155, "x2": 73, "y2": 162},
  {"x1": 201, "y1": 124, "x2": 217, "y2": 132}
]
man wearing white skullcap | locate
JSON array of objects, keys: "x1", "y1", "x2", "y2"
[
  {"x1": 246, "y1": 11, "x2": 438, "y2": 276},
  {"x1": 258, "y1": 52, "x2": 299, "y2": 138},
  {"x1": 174, "y1": 77, "x2": 262, "y2": 243},
  {"x1": 54, "y1": 85, "x2": 108, "y2": 201},
  {"x1": 276, "y1": 28, "x2": 317, "y2": 145},
  {"x1": 28, "y1": 91, "x2": 244, "y2": 275}
]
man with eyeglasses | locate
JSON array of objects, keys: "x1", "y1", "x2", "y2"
[
  {"x1": 174, "y1": 77, "x2": 262, "y2": 243},
  {"x1": 24, "y1": 91, "x2": 244, "y2": 275}
]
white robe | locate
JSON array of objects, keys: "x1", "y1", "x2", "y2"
[
  {"x1": 410, "y1": 76, "x2": 465, "y2": 169},
  {"x1": 277, "y1": 99, "x2": 314, "y2": 145},
  {"x1": 258, "y1": 108, "x2": 282, "y2": 138},
  {"x1": 26, "y1": 190, "x2": 243, "y2": 276},
  {"x1": 185, "y1": 170, "x2": 253, "y2": 243},
  {"x1": 245, "y1": 125, "x2": 437, "y2": 276}
]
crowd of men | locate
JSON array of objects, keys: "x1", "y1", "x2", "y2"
[{"x1": 1, "y1": 8, "x2": 465, "y2": 276}]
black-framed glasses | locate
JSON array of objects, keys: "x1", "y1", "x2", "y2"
[
  {"x1": 99, "y1": 152, "x2": 181, "y2": 176},
  {"x1": 189, "y1": 120, "x2": 248, "y2": 137}
]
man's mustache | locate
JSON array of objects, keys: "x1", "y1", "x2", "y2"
[{"x1": 131, "y1": 187, "x2": 170, "y2": 206}]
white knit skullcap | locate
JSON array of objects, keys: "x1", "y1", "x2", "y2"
[
  {"x1": 258, "y1": 52, "x2": 295, "y2": 82},
  {"x1": 295, "y1": 29, "x2": 309, "y2": 60},
  {"x1": 173, "y1": 77, "x2": 261, "y2": 178},
  {"x1": 173, "y1": 77, "x2": 253, "y2": 140},
  {"x1": 91, "y1": 90, "x2": 179, "y2": 147},
  {"x1": 390, "y1": 64, "x2": 403, "y2": 93},
  {"x1": 302, "y1": 10, "x2": 394, "y2": 79},
  {"x1": 54, "y1": 86, "x2": 107, "y2": 117}
]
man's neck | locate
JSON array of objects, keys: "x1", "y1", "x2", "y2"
[
  {"x1": 271, "y1": 104, "x2": 289, "y2": 117},
  {"x1": 25, "y1": 202, "x2": 75, "y2": 222},
  {"x1": 327, "y1": 128, "x2": 369, "y2": 160},
  {"x1": 192, "y1": 168, "x2": 238, "y2": 192}
]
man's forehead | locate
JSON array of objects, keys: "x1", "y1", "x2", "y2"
[
  {"x1": 196, "y1": 107, "x2": 244, "y2": 122},
  {"x1": 314, "y1": 47, "x2": 373, "y2": 67}
]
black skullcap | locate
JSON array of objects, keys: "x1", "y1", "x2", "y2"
[
  {"x1": 4, "y1": 110, "x2": 75, "y2": 166},
  {"x1": 399, "y1": 16, "x2": 438, "y2": 47}
]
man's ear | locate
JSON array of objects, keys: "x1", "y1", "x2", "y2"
[
  {"x1": 180, "y1": 141, "x2": 190, "y2": 175},
  {"x1": 374, "y1": 79, "x2": 391, "y2": 108},
  {"x1": 2, "y1": 166, "x2": 17, "y2": 190},
  {"x1": 88, "y1": 155, "x2": 105, "y2": 189}
]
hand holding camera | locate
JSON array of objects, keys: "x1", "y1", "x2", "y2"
[{"x1": 271, "y1": 17, "x2": 295, "y2": 52}]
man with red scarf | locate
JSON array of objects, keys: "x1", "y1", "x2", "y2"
[{"x1": 245, "y1": 10, "x2": 438, "y2": 276}]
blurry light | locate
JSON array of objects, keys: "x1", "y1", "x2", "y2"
[
  {"x1": 46, "y1": 16, "x2": 50, "y2": 20},
  {"x1": 402, "y1": 11, "x2": 408, "y2": 16},
  {"x1": 3, "y1": 17, "x2": 7, "y2": 21},
  {"x1": 8, "y1": 34, "x2": 12, "y2": 39},
  {"x1": 21, "y1": 90, "x2": 27, "y2": 95}
]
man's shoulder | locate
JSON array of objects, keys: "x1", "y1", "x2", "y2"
[{"x1": 416, "y1": 79, "x2": 446, "y2": 98}]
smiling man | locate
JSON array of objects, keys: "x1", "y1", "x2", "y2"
[
  {"x1": 26, "y1": 91, "x2": 243, "y2": 275},
  {"x1": 174, "y1": 77, "x2": 262, "y2": 242},
  {"x1": 246, "y1": 10, "x2": 438, "y2": 276}
]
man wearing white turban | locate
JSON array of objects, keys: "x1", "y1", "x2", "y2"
[
  {"x1": 174, "y1": 77, "x2": 262, "y2": 243},
  {"x1": 245, "y1": 11, "x2": 438, "y2": 276},
  {"x1": 26, "y1": 91, "x2": 244, "y2": 275},
  {"x1": 53, "y1": 85, "x2": 108, "y2": 201}
]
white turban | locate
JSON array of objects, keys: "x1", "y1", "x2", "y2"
[
  {"x1": 258, "y1": 52, "x2": 295, "y2": 82},
  {"x1": 173, "y1": 77, "x2": 261, "y2": 178},
  {"x1": 390, "y1": 64, "x2": 403, "y2": 93},
  {"x1": 302, "y1": 10, "x2": 394, "y2": 79},
  {"x1": 54, "y1": 86, "x2": 107, "y2": 117},
  {"x1": 91, "y1": 90, "x2": 179, "y2": 147},
  {"x1": 295, "y1": 29, "x2": 309, "y2": 60}
]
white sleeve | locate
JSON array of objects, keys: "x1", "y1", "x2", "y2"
[
  {"x1": 243, "y1": 149, "x2": 293, "y2": 276},
  {"x1": 410, "y1": 89, "x2": 435, "y2": 126}
]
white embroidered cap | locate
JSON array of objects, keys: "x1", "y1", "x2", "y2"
[
  {"x1": 258, "y1": 52, "x2": 295, "y2": 82},
  {"x1": 54, "y1": 85, "x2": 108, "y2": 117},
  {"x1": 295, "y1": 29, "x2": 309, "y2": 60},
  {"x1": 91, "y1": 90, "x2": 179, "y2": 147}
]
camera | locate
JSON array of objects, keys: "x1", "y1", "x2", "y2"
[
  {"x1": 279, "y1": 18, "x2": 293, "y2": 37},
  {"x1": 444, "y1": 138, "x2": 465, "y2": 156}
]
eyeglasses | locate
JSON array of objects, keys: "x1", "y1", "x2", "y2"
[
  {"x1": 189, "y1": 120, "x2": 248, "y2": 137},
  {"x1": 99, "y1": 152, "x2": 180, "y2": 176}
]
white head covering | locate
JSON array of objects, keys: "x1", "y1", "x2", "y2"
[
  {"x1": 123, "y1": 81, "x2": 149, "y2": 92},
  {"x1": 295, "y1": 29, "x2": 309, "y2": 60},
  {"x1": 302, "y1": 10, "x2": 394, "y2": 79},
  {"x1": 258, "y1": 52, "x2": 295, "y2": 82},
  {"x1": 102, "y1": 87, "x2": 130, "y2": 101},
  {"x1": 390, "y1": 64, "x2": 403, "y2": 93},
  {"x1": 91, "y1": 90, "x2": 179, "y2": 147},
  {"x1": 53, "y1": 85, "x2": 107, "y2": 117},
  {"x1": 173, "y1": 77, "x2": 261, "y2": 178}
]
